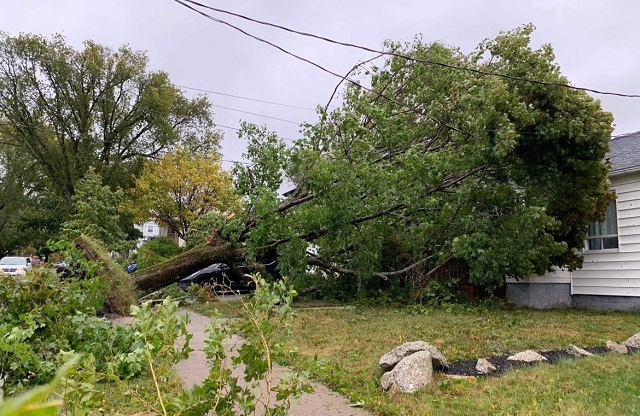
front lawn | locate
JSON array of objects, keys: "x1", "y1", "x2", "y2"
[{"x1": 274, "y1": 303, "x2": 640, "y2": 416}]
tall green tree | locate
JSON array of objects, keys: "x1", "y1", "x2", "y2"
[
  {"x1": 61, "y1": 167, "x2": 129, "y2": 252},
  {"x1": 0, "y1": 32, "x2": 220, "y2": 251},
  {"x1": 134, "y1": 26, "x2": 613, "y2": 294},
  {"x1": 0, "y1": 141, "x2": 63, "y2": 254}
]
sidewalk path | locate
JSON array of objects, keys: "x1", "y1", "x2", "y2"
[{"x1": 114, "y1": 310, "x2": 371, "y2": 416}]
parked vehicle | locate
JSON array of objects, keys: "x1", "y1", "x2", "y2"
[
  {"x1": 178, "y1": 261, "x2": 279, "y2": 294},
  {"x1": 0, "y1": 256, "x2": 33, "y2": 276},
  {"x1": 126, "y1": 260, "x2": 138, "y2": 274}
]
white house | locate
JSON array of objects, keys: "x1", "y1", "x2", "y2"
[
  {"x1": 134, "y1": 220, "x2": 185, "y2": 247},
  {"x1": 135, "y1": 221, "x2": 162, "y2": 239},
  {"x1": 507, "y1": 131, "x2": 640, "y2": 310}
]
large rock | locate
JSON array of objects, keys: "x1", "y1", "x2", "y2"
[
  {"x1": 567, "y1": 345, "x2": 594, "y2": 357},
  {"x1": 507, "y1": 350, "x2": 547, "y2": 363},
  {"x1": 606, "y1": 340, "x2": 628, "y2": 354},
  {"x1": 475, "y1": 358, "x2": 497, "y2": 374},
  {"x1": 381, "y1": 351, "x2": 434, "y2": 393},
  {"x1": 622, "y1": 332, "x2": 640, "y2": 348},
  {"x1": 380, "y1": 370, "x2": 395, "y2": 391},
  {"x1": 379, "y1": 341, "x2": 448, "y2": 371}
]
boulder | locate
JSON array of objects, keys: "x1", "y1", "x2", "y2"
[
  {"x1": 475, "y1": 358, "x2": 497, "y2": 374},
  {"x1": 606, "y1": 340, "x2": 628, "y2": 354},
  {"x1": 381, "y1": 350, "x2": 433, "y2": 393},
  {"x1": 567, "y1": 345, "x2": 594, "y2": 357},
  {"x1": 379, "y1": 341, "x2": 448, "y2": 371},
  {"x1": 381, "y1": 370, "x2": 395, "y2": 391},
  {"x1": 507, "y1": 350, "x2": 547, "y2": 363},
  {"x1": 622, "y1": 332, "x2": 640, "y2": 348}
]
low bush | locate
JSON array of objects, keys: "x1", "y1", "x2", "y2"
[
  {"x1": 136, "y1": 236, "x2": 183, "y2": 270},
  {"x1": 0, "y1": 270, "x2": 141, "y2": 393}
]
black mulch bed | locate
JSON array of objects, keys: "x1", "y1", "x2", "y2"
[{"x1": 444, "y1": 345, "x2": 639, "y2": 377}]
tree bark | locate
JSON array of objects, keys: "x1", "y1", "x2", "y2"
[{"x1": 131, "y1": 243, "x2": 244, "y2": 294}]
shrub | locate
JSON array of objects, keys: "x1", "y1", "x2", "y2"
[
  {"x1": 0, "y1": 269, "x2": 107, "y2": 389},
  {"x1": 0, "y1": 268, "x2": 149, "y2": 396},
  {"x1": 136, "y1": 237, "x2": 183, "y2": 270}
]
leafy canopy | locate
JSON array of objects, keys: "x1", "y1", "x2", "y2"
[
  {"x1": 61, "y1": 168, "x2": 130, "y2": 252},
  {"x1": 127, "y1": 148, "x2": 239, "y2": 241},
  {"x1": 0, "y1": 32, "x2": 220, "y2": 252},
  {"x1": 234, "y1": 25, "x2": 613, "y2": 291}
]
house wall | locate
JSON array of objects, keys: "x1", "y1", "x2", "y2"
[
  {"x1": 507, "y1": 171, "x2": 640, "y2": 310},
  {"x1": 134, "y1": 221, "x2": 162, "y2": 239},
  {"x1": 571, "y1": 171, "x2": 640, "y2": 297}
]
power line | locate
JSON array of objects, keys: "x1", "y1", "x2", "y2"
[
  {"x1": 181, "y1": 0, "x2": 640, "y2": 99},
  {"x1": 210, "y1": 103, "x2": 304, "y2": 124},
  {"x1": 177, "y1": 84, "x2": 315, "y2": 111},
  {"x1": 171, "y1": 0, "x2": 466, "y2": 135},
  {"x1": 0, "y1": 121, "x2": 263, "y2": 166},
  {"x1": 216, "y1": 123, "x2": 295, "y2": 142}
]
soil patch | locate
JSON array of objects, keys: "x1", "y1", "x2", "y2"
[{"x1": 445, "y1": 345, "x2": 639, "y2": 377}]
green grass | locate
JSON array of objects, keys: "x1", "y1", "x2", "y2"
[
  {"x1": 187, "y1": 295, "x2": 247, "y2": 318},
  {"x1": 276, "y1": 302, "x2": 640, "y2": 416},
  {"x1": 372, "y1": 354, "x2": 640, "y2": 416},
  {"x1": 189, "y1": 299, "x2": 640, "y2": 415}
]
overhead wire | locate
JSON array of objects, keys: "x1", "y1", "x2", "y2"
[
  {"x1": 181, "y1": 0, "x2": 640, "y2": 99},
  {"x1": 177, "y1": 84, "x2": 315, "y2": 111},
  {"x1": 216, "y1": 123, "x2": 296, "y2": 142},
  {"x1": 171, "y1": 0, "x2": 468, "y2": 135},
  {"x1": 209, "y1": 102, "x2": 303, "y2": 124},
  {"x1": 0, "y1": 119, "x2": 296, "y2": 166}
]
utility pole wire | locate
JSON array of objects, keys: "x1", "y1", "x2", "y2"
[
  {"x1": 182, "y1": 0, "x2": 640, "y2": 99},
  {"x1": 177, "y1": 84, "x2": 316, "y2": 111},
  {"x1": 210, "y1": 103, "x2": 303, "y2": 124},
  {"x1": 171, "y1": 0, "x2": 466, "y2": 136}
]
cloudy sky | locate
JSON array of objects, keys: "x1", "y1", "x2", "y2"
[{"x1": 3, "y1": 0, "x2": 639, "y2": 166}]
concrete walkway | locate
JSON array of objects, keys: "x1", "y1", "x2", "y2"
[{"x1": 114, "y1": 310, "x2": 371, "y2": 416}]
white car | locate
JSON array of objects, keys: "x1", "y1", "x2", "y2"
[{"x1": 0, "y1": 256, "x2": 33, "y2": 276}]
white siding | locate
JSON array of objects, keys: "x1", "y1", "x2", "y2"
[{"x1": 571, "y1": 172, "x2": 640, "y2": 297}]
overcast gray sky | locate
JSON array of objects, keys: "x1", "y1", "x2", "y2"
[{"x1": 2, "y1": 0, "x2": 639, "y2": 167}]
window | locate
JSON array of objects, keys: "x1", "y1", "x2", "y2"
[
  {"x1": 586, "y1": 200, "x2": 618, "y2": 250},
  {"x1": 147, "y1": 225, "x2": 155, "y2": 233}
]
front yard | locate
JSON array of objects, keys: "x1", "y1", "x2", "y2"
[{"x1": 197, "y1": 300, "x2": 640, "y2": 416}]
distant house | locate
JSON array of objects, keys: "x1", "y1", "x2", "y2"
[
  {"x1": 134, "y1": 220, "x2": 185, "y2": 247},
  {"x1": 507, "y1": 131, "x2": 640, "y2": 311}
]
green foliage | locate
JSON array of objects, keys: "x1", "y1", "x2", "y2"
[
  {"x1": 238, "y1": 25, "x2": 613, "y2": 294},
  {"x1": 0, "y1": 270, "x2": 107, "y2": 389},
  {"x1": 233, "y1": 122, "x2": 290, "y2": 202},
  {"x1": 169, "y1": 275, "x2": 312, "y2": 415},
  {"x1": 0, "y1": 31, "x2": 220, "y2": 253},
  {"x1": 61, "y1": 168, "x2": 132, "y2": 253},
  {"x1": 49, "y1": 236, "x2": 137, "y2": 314},
  {"x1": 137, "y1": 237, "x2": 183, "y2": 270},
  {"x1": 185, "y1": 212, "x2": 227, "y2": 248},
  {"x1": 0, "y1": 357, "x2": 78, "y2": 416},
  {"x1": 2, "y1": 267, "x2": 309, "y2": 414}
]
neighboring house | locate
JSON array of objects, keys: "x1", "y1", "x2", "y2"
[
  {"x1": 507, "y1": 131, "x2": 640, "y2": 310},
  {"x1": 134, "y1": 220, "x2": 185, "y2": 247},
  {"x1": 135, "y1": 221, "x2": 162, "y2": 239}
]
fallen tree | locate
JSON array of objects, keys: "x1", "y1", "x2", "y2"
[
  {"x1": 132, "y1": 26, "x2": 613, "y2": 296},
  {"x1": 131, "y1": 243, "x2": 242, "y2": 293}
]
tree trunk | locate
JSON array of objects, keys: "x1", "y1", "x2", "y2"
[{"x1": 131, "y1": 243, "x2": 244, "y2": 294}]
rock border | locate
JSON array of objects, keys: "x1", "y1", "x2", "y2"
[
  {"x1": 381, "y1": 333, "x2": 640, "y2": 393},
  {"x1": 445, "y1": 344, "x2": 639, "y2": 378}
]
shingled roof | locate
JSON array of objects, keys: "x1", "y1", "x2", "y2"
[{"x1": 609, "y1": 131, "x2": 640, "y2": 176}]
